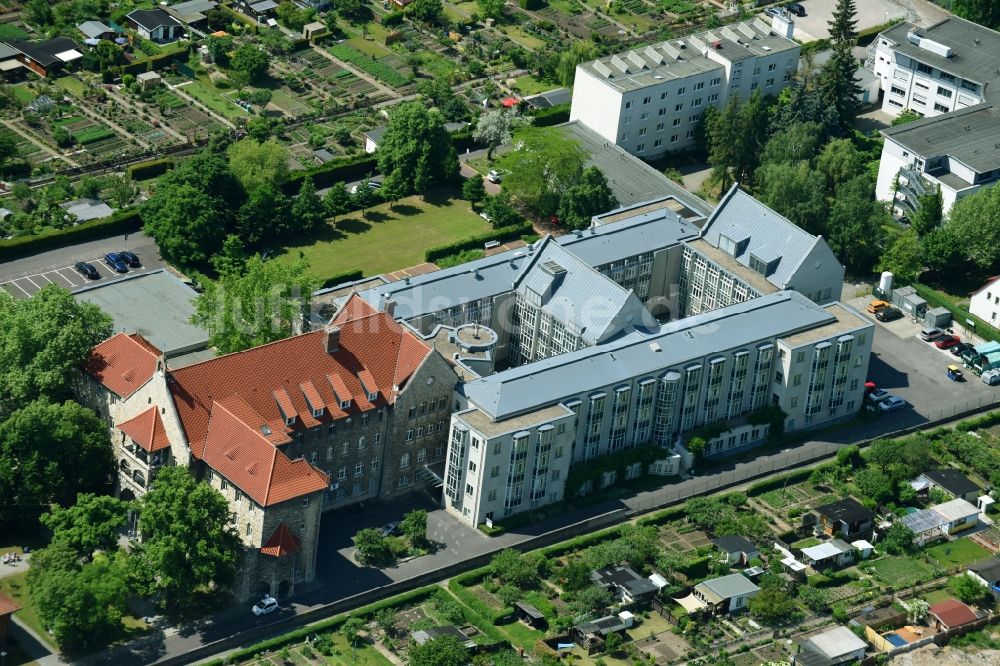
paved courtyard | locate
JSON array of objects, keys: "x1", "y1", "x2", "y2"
[{"x1": 788, "y1": 0, "x2": 947, "y2": 42}]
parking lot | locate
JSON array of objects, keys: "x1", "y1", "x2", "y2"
[
  {"x1": 847, "y1": 293, "x2": 999, "y2": 423},
  {"x1": 0, "y1": 231, "x2": 164, "y2": 300},
  {"x1": 786, "y1": 0, "x2": 935, "y2": 42}
]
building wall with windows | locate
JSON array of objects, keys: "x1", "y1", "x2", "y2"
[{"x1": 570, "y1": 20, "x2": 800, "y2": 158}]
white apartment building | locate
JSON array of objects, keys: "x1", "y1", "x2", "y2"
[
  {"x1": 869, "y1": 16, "x2": 999, "y2": 118},
  {"x1": 969, "y1": 277, "x2": 1000, "y2": 330},
  {"x1": 876, "y1": 104, "x2": 1000, "y2": 217},
  {"x1": 570, "y1": 18, "x2": 800, "y2": 158}
]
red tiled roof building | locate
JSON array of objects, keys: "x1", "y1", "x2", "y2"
[{"x1": 79, "y1": 296, "x2": 456, "y2": 600}]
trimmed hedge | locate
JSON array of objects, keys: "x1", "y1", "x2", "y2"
[
  {"x1": 0, "y1": 208, "x2": 142, "y2": 261},
  {"x1": 424, "y1": 221, "x2": 533, "y2": 263},
  {"x1": 538, "y1": 524, "x2": 624, "y2": 559},
  {"x1": 912, "y1": 282, "x2": 1000, "y2": 345},
  {"x1": 448, "y1": 571, "x2": 514, "y2": 624},
  {"x1": 530, "y1": 103, "x2": 570, "y2": 128},
  {"x1": 320, "y1": 269, "x2": 364, "y2": 290},
  {"x1": 128, "y1": 158, "x2": 174, "y2": 181},
  {"x1": 284, "y1": 153, "x2": 379, "y2": 193},
  {"x1": 954, "y1": 410, "x2": 1000, "y2": 433},
  {"x1": 677, "y1": 554, "x2": 710, "y2": 579},
  {"x1": 637, "y1": 506, "x2": 686, "y2": 527},
  {"x1": 122, "y1": 45, "x2": 191, "y2": 75}
]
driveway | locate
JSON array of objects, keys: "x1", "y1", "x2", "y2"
[{"x1": 788, "y1": 0, "x2": 909, "y2": 42}]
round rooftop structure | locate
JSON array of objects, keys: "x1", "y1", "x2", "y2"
[{"x1": 453, "y1": 324, "x2": 498, "y2": 353}]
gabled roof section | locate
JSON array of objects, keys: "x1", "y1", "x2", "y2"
[
  {"x1": 0, "y1": 589, "x2": 21, "y2": 616},
  {"x1": 700, "y1": 185, "x2": 836, "y2": 290},
  {"x1": 118, "y1": 407, "x2": 170, "y2": 453},
  {"x1": 513, "y1": 237, "x2": 654, "y2": 344},
  {"x1": 201, "y1": 400, "x2": 327, "y2": 507},
  {"x1": 922, "y1": 468, "x2": 980, "y2": 496},
  {"x1": 169, "y1": 300, "x2": 430, "y2": 457},
  {"x1": 930, "y1": 599, "x2": 978, "y2": 628},
  {"x1": 261, "y1": 522, "x2": 301, "y2": 557},
  {"x1": 127, "y1": 7, "x2": 182, "y2": 30},
  {"x1": 84, "y1": 332, "x2": 162, "y2": 398}
]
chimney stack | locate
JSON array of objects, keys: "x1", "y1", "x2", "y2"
[
  {"x1": 385, "y1": 299, "x2": 397, "y2": 318},
  {"x1": 325, "y1": 325, "x2": 341, "y2": 353}
]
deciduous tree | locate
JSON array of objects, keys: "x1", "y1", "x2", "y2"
[
  {"x1": 376, "y1": 103, "x2": 460, "y2": 194},
  {"x1": 941, "y1": 183, "x2": 1000, "y2": 270},
  {"x1": 501, "y1": 126, "x2": 586, "y2": 217},
  {"x1": 130, "y1": 467, "x2": 242, "y2": 612},
  {"x1": 953, "y1": 0, "x2": 1000, "y2": 29},
  {"x1": 192, "y1": 257, "x2": 318, "y2": 354},
  {"x1": 323, "y1": 182, "x2": 352, "y2": 221},
  {"x1": 230, "y1": 44, "x2": 269, "y2": 82},
  {"x1": 401, "y1": 509, "x2": 428, "y2": 547},
  {"x1": 473, "y1": 108, "x2": 531, "y2": 160},
  {"x1": 227, "y1": 138, "x2": 289, "y2": 193},
  {"x1": 41, "y1": 494, "x2": 129, "y2": 559},
  {"x1": 408, "y1": 635, "x2": 468, "y2": 666},
  {"x1": 878, "y1": 229, "x2": 923, "y2": 284},
  {"x1": 482, "y1": 191, "x2": 521, "y2": 228},
  {"x1": 755, "y1": 161, "x2": 828, "y2": 235},
  {"x1": 557, "y1": 166, "x2": 618, "y2": 230},
  {"x1": 353, "y1": 527, "x2": 391, "y2": 565},
  {"x1": 911, "y1": 186, "x2": 943, "y2": 236},
  {"x1": 292, "y1": 176, "x2": 327, "y2": 234},
  {"x1": 826, "y1": 175, "x2": 887, "y2": 274}
]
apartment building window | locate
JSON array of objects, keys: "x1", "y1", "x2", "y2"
[
  {"x1": 491, "y1": 465, "x2": 500, "y2": 477},
  {"x1": 750, "y1": 82, "x2": 758, "y2": 91},
  {"x1": 850, "y1": 379, "x2": 858, "y2": 391},
  {"x1": 782, "y1": 73, "x2": 791, "y2": 82},
  {"x1": 405, "y1": 429, "x2": 413, "y2": 441},
  {"x1": 675, "y1": 103, "x2": 683, "y2": 111},
  {"x1": 916, "y1": 62, "x2": 932, "y2": 75},
  {"x1": 660, "y1": 91, "x2": 667, "y2": 100},
  {"x1": 710, "y1": 77, "x2": 720, "y2": 86},
  {"x1": 374, "y1": 432, "x2": 381, "y2": 446},
  {"x1": 640, "y1": 112, "x2": 648, "y2": 120},
  {"x1": 638, "y1": 127, "x2": 646, "y2": 136},
  {"x1": 914, "y1": 80, "x2": 929, "y2": 90},
  {"x1": 765, "y1": 78, "x2": 774, "y2": 87},
  {"x1": 685, "y1": 129, "x2": 695, "y2": 139},
  {"x1": 338, "y1": 467, "x2": 347, "y2": 480},
  {"x1": 636, "y1": 143, "x2": 645, "y2": 152},
  {"x1": 654, "y1": 138, "x2": 662, "y2": 147},
  {"x1": 488, "y1": 489, "x2": 497, "y2": 501},
  {"x1": 768, "y1": 63, "x2": 776, "y2": 71},
  {"x1": 624, "y1": 115, "x2": 631, "y2": 125},
  {"x1": 358, "y1": 435, "x2": 366, "y2": 449},
  {"x1": 753, "y1": 66, "x2": 760, "y2": 75},
  {"x1": 692, "y1": 98, "x2": 702, "y2": 107},
  {"x1": 246, "y1": 523, "x2": 252, "y2": 536},
  {"x1": 672, "y1": 118, "x2": 681, "y2": 127},
  {"x1": 642, "y1": 95, "x2": 650, "y2": 104},
  {"x1": 466, "y1": 483, "x2": 474, "y2": 495},
  {"x1": 354, "y1": 462, "x2": 363, "y2": 476},
  {"x1": 934, "y1": 102, "x2": 949, "y2": 112},
  {"x1": 937, "y1": 86, "x2": 952, "y2": 98},
  {"x1": 689, "y1": 114, "x2": 699, "y2": 124},
  {"x1": 913, "y1": 94, "x2": 927, "y2": 105},
  {"x1": 677, "y1": 86, "x2": 685, "y2": 95},
  {"x1": 407, "y1": 406, "x2": 415, "y2": 419},
  {"x1": 418, "y1": 448, "x2": 427, "y2": 463},
  {"x1": 624, "y1": 100, "x2": 632, "y2": 109},
  {"x1": 793, "y1": 374, "x2": 801, "y2": 386},
  {"x1": 709, "y1": 93, "x2": 718, "y2": 103},
  {"x1": 790, "y1": 397, "x2": 798, "y2": 408},
  {"x1": 327, "y1": 424, "x2": 336, "y2": 439},
  {"x1": 400, "y1": 453, "x2": 410, "y2": 468},
  {"x1": 352, "y1": 483, "x2": 361, "y2": 496},
  {"x1": 670, "y1": 134, "x2": 678, "y2": 143},
  {"x1": 694, "y1": 81, "x2": 704, "y2": 90},
  {"x1": 620, "y1": 131, "x2": 629, "y2": 141},
  {"x1": 658, "y1": 108, "x2": 666, "y2": 116},
  {"x1": 940, "y1": 71, "x2": 956, "y2": 83},
  {"x1": 371, "y1": 457, "x2": 380, "y2": 470},
  {"x1": 309, "y1": 452, "x2": 317, "y2": 463},
  {"x1": 888, "y1": 99, "x2": 903, "y2": 108}
]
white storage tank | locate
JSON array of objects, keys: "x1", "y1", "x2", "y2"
[{"x1": 879, "y1": 271, "x2": 893, "y2": 295}]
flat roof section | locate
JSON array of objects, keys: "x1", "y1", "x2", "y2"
[
  {"x1": 881, "y1": 17, "x2": 1000, "y2": 88},
  {"x1": 882, "y1": 104, "x2": 1000, "y2": 174},
  {"x1": 455, "y1": 403, "x2": 573, "y2": 437},
  {"x1": 73, "y1": 269, "x2": 209, "y2": 358}
]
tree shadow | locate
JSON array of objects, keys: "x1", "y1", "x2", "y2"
[
  {"x1": 390, "y1": 203, "x2": 422, "y2": 217},
  {"x1": 337, "y1": 217, "x2": 373, "y2": 234},
  {"x1": 362, "y1": 211, "x2": 391, "y2": 224},
  {"x1": 422, "y1": 191, "x2": 455, "y2": 207}
]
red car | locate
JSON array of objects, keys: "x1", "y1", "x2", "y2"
[{"x1": 935, "y1": 335, "x2": 961, "y2": 349}]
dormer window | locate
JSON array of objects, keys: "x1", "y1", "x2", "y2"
[
  {"x1": 285, "y1": 416, "x2": 296, "y2": 426},
  {"x1": 340, "y1": 399, "x2": 351, "y2": 410},
  {"x1": 367, "y1": 391, "x2": 377, "y2": 402},
  {"x1": 312, "y1": 408, "x2": 323, "y2": 418}
]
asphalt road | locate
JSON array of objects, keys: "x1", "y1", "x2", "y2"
[{"x1": 0, "y1": 231, "x2": 164, "y2": 299}]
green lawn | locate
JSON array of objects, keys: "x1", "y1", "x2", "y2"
[
  {"x1": 923, "y1": 588, "x2": 957, "y2": 605},
  {"x1": 502, "y1": 26, "x2": 546, "y2": 51},
  {"x1": 183, "y1": 79, "x2": 249, "y2": 119},
  {"x1": 278, "y1": 192, "x2": 490, "y2": 280},
  {"x1": 54, "y1": 76, "x2": 86, "y2": 97},
  {"x1": 0, "y1": 572, "x2": 57, "y2": 650},
  {"x1": 512, "y1": 74, "x2": 557, "y2": 96},
  {"x1": 10, "y1": 84, "x2": 36, "y2": 104},
  {"x1": 925, "y1": 538, "x2": 991, "y2": 568},
  {"x1": 792, "y1": 537, "x2": 822, "y2": 549},
  {"x1": 0, "y1": 23, "x2": 28, "y2": 40},
  {"x1": 867, "y1": 556, "x2": 935, "y2": 588}
]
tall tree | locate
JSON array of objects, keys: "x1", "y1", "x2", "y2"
[
  {"x1": 473, "y1": 108, "x2": 531, "y2": 160},
  {"x1": 911, "y1": 185, "x2": 943, "y2": 236},
  {"x1": 825, "y1": 175, "x2": 887, "y2": 275},
  {"x1": 500, "y1": 126, "x2": 586, "y2": 217},
  {"x1": 482, "y1": 191, "x2": 522, "y2": 228},
  {"x1": 141, "y1": 152, "x2": 242, "y2": 266},
  {"x1": 130, "y1": 467, "x2": 242, "y2": 611},
  {"x1": 943, "y1": 183, "x2": 1000, "y2": 270},
  {"x1": 755, "y1": 161, "x2": 828, "y2": 235},
  {"x1": 227, "y1": 138, "x2": 290, "y2": 193},
  {"x1": 408, "y1": 635, "x2": 468, "y2": 666},
  {"x1": 707, "y1": 92, "x2": 770, "y2": 188},
  {"x1": 0, "y1": 286, "x2": 112, "y2": 417},
  {"x1": 0, "y1": 400, "x2": 114, "y2": 534},
  {"x1": 815, "y1": 138, "x2": 865, "y2": 195},
  {"x1": 40, "y1": 494, "x2": 130, "y2": 559},
  {"x1": 557, "y1": 166, "x2": 619, "y2": 230},
  {"x1": 376, "y1": 103, "x2": 460, "y2": 195},
  {"x1": 229, "y1": 44, "x2": 270, "y2": 82},
  {"x1": 556, "y1": 41, "x2": 599, "y2": 87},
  {"x1": 291, "y1": 176, "x2": 327, "y2": 234},
  {"x1": 406, "y1": 0, "x2": 443, "y2": 24},
  {"x1": 29, "y1": 545, "x2": 130, "y2": 653},
  {"x1": 759, "y1": 121, "x2": 824, "y2": 166},
  {"x1": 237, "y1": 184, "x2": 292, "y2": 245},
  {"x1": 192, "y1": 257, "x2": 319, "y2": 354},
  {"x1": 323, "y1": 182, "x2": 352, "y2": 222},
  {"x1": 477, "y1": 0, "x2": 505, "y2": 20},
  {"x1": 878, "y1": 229, "x2": 923, "y2": 285},
  {"x1": 820, "y1": 0, "x2": 862, "y2": 130},
  {"x1": 952, "y1": 0, "x2": 1000, "y2": 29}
]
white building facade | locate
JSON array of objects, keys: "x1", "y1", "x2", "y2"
[{"x1": 570, "y1": 18, "x2": 800, "y2": 158}]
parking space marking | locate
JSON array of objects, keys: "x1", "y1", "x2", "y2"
[
  {"x1": 3, "y1": 280, "x2": 31, "y2": 297},
  {"x1": 50, "y1": 269, "x2": 79, "y2": 288},
  {"x1": 36, "y1": 273, "x2": 53, "y2": 284},
  {"x1": 22, "y1": 275, "x2": 40, "y2": 290}
]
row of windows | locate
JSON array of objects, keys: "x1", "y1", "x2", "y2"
[
  {"x1": 407, "y1": 396, "x2": 449, "y2": 419},
  {"x1": 405, "y1": 420, "x2": 447, "y2": 441}
]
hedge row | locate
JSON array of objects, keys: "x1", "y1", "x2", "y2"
[
  {"x1": 911, "y1": 282, "x2": 1000, "y2": 345},
  {"x1": 319, "y1": 269, "x2": 364, "y2": 290},
  {"x1": 954, "y1": 410, "x2": 1000, "y2": 433},
  {"x1": 448, "y1": 571, "x2": 514, "y2": 624},
  {"x1": 529, "y1": 103, "x2": 570, "y2": 128},
  {"x1": 122, "y1": 45, "x2": 191, "y2": 75},
  {"x1": 636, "y1": 506, "x2": 686, "y2": 527},
  {"x1": 0, "y1": 208, "x2": 142, "y2": 261},
  {"x1": 745, "y1": 468, "x2": 814, "y2": 497},
  {"x1": 284, "y1": 153, "x2": 379, "y2": 193},
  {"x1": 424, "y1": 221, "x2": 533, "y2": 263},
  {"x1": 677, "y1": 555, "x2": 710, "y2": 579},
  {"x1": 538, "y1": 524, "x2": 624, "y2": 560},
  {"x1": 127, "y1": 158, "x2": 174, "y2": 181},
  {"x1": 208, "y1": 584, "x2": 440, "y2": 665}
]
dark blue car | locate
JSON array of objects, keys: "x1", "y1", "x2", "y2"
[
  {"x1": 104, "y1": 252, "x2": 128, "y2": 273},
  {"x1": 117, "y1": 250, "x2": 141, "y2": 267}
]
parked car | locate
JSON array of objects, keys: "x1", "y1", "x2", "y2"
[
  {"x1": 117, "y1": 250, "x2": 141, "y2": 268},
  {"x1": 765, "y1": 7, "x2": 782, "y2": 17},
  {"x1": 920, "y1": 327, "x2": 944, "y2": 342},
  {"x1": 935, "y1": 335, "x2": 961, "y2": 349},
  {"x1": 875, "y1": 307, "x2": 903, "y2": 322},
  {"x1": 104, "y1": 252, "x2": 128, "y2": 273},
  {"x1": 877, "y1": 396, "x2": 908, "y2": 413},
  {"x1": 787, "y1": 2, "x2": 806, "y2": 16},
  {"x1": 867, "y1": 300, "x2": 890, "y2": 314},
  {"x1": 479, "y1": 211, "x2": 492, "y2": 223},
  {"x1": 349, "y1": 180, "x2": 382, "y2": 194},
  {"x1": 487, "y1": 169, "x2": 503, "y2": 184},
  {"x1": 252, "y1": 595, "x2": 279, "y2": 616},
  {"x1": 951, "y1": 342, "x2": 974, "y2": 357},
  {"x1": 380, "y1": 522, "x2": 401, "y2": 537},
  {"x1": 867, "y1": 388, "x2": 891, "y2": 404},
  {"x1": 74, "y1": 261, "x2": 100, "y2": 280}
]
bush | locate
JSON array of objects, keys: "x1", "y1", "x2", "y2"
[
  {"x1": 0, "y1": 209, "x2": 142, "y2": 261},
  {"x1": 529, "y1": 103, "x2": 570, "y2": 128},
  {"x1": 448, "y1": 572, "x2": 513, "y2": 624},
  {"x1": 128, "y1": 158, "x2": 175, "y2": 181},
  {"x1": 424, "y1": 221, "x2": 533, "y2": 262},
  {"x1": 746, "y1": 469, "x2": 813, "y2": 497},
  {"x1": 319, "y1": 269, "x2": 364, "y2": 289}
]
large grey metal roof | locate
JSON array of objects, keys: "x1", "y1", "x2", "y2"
[
  {"x1": 462, "y1": 291, "x2": 846, "y2": 420},
  {"x1": 881, "y1": 17, "x2": 1000, "y2": 88},
  {"x1": 881, "y1": 104, "x2": 1000, "y2": 174},
  {"x1": 802, "y1": 625, "x2": 867, "y2": 660},
  {"x1": 514, "y1": 237, "x2": 653, "y2": 344},
  {"x1": 578, "y1": 20, "x2": 796, "y2": 94},
  {"x1": 700, "y1": 185, "x2": 825, "y2": 290},
  {"x1": 559, "y1": 121, "x2": 712, "y2": 212},
  {"x1": 357, "y1": 205, "x2": 698, "y2": 320}
]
